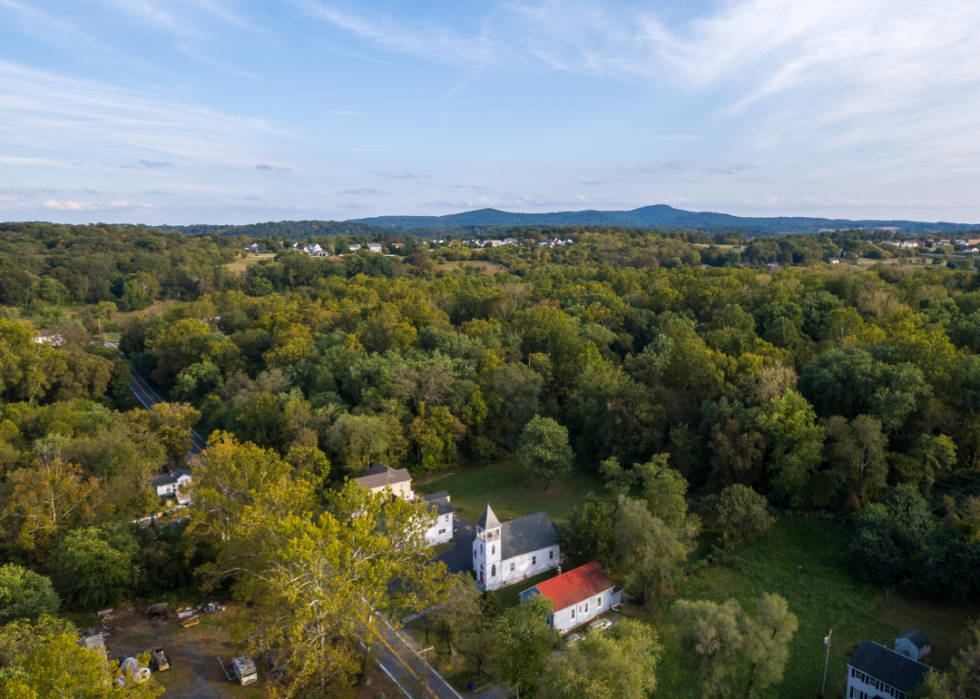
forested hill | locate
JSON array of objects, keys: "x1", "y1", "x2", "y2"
[
  {"x1": 148, "y1": 219, "x2": 504, "y2": 239},
  {"x1": 351, "y1": 204, "x2": 980, "y2": 233}
]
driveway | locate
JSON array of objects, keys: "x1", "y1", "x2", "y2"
[{"x1": 434, "y1": 517, "x2": 475, "y2": 575}]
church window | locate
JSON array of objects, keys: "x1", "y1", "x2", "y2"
[
  {"x1": 510, "y1": 562, "x2": 515, "y2": 571},
  {"x1": 491, "y1": 564, "x2": 496, "y2": 577},
  {"x1": 491, "y1": 545, "x2": 495, "y2": 555},
  {"x1": 532, "y1": 555, "x2": 536, "y2": 565},
  {"x1": 549, "y1": 550, "x2": 554, "y2": 559},
  {"x1": 473, "y1": 550, "x2": 476, "y2": 559},
  {"x1": 481, "y1": 545, "x2": 484, "y2": 554}
]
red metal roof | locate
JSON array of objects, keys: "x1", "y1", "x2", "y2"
[{"x1": 532, "y1": 561, "x2": 613, "y2": 612}]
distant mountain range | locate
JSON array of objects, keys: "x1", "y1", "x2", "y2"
[{"x1": 350, "y1": 205, "x2": 980, "y2": 234}]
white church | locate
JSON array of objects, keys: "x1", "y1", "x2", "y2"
[{"x1": 472, "y1": 504, "x2": 560, "y2": 591}]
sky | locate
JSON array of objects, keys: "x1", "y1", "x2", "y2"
[{"x1": 2, "y1": 0, "x2": 980, "y2": 226}]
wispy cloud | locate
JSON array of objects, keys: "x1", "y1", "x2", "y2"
[
  {"x1": 42, "y1": 199, "x2": 152, "y2": 211},
  {"x1": 255, "y1": 163, "x2": 291, "y2": 172},
  {"x1": 139, "y1": 160, "x2": 172, "y2": 168},
  {"x1": 338, "y1": 187, "x2": 388, "y2": 195},
  {"x1": 372, "y1": 171, "x2": 430, "y2": 180},
  {"x1": 0, "y1": 60, "x2": 281, "y2": 167},
  {"x1": 289, "y1": 0, "x2": 496, "y2": 66},
  {"x1": 705, "y1": 163, "x2": 756, "y2": 175}
]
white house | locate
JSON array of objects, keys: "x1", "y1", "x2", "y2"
[
  {"x1": 965, "y1": 247, "x2": 979, "y2": 254},
  {"x1": 418, "y1": 490, "x2": 454, "y2": 546},
  {"x1": 830, "y1": 258, "x2": 840, "y2": 264},
  {"x1": 519, "y1": 561, "x2": 620, "y2": 633},
  {"x1": 348, "y1": 244, "x2": 361, "y2": 252},
  {"x1": 894, "y1": 631, "x2": 931, "y2": 662},
  {"x1": 501, "y1": 238, "x2": 518, "y2": 246},
  {"x1": 472, "y1": 505, "x2": 559, "y2": 591},
  {"x1": 305, "y1": 243, "x2": 322, "y2": 254},
  {"x1": 151, "y1": 468, "x2": 193, "y2": 505},
  {"x1": 846, "y1": 639, "x2": 931, "y2": 699},
  {"x1": 367, "y1": 243, "x2": 384, "y2": 253},
  {"x1": 352, "y1": 462, "x2": 414, "y2": 501},
  {"x1": 244, "y1": 243, "x2": 260, "y2": 253}
]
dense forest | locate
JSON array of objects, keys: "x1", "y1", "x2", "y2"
[{"x1": 1, "y1": 220, "x2": 980, "y2": 698}]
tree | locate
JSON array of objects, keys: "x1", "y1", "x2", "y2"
[
  {"x1": 714, "y1": 485, "x2": 774, "y2": 548},
  {"x1": 823, "y1": 414, "x2": 888, "y2": 508},
  {"x1": 325, "y1": 413, "x2": 390, "y2": 476},
  {"x1": 0, "y1": 565, "x2": 60, "y2": 624},
  {"x1": 912, "y1": 616, "x2": 980, "y2": 698},
  {"x1": 636, "y1": 454, "x2": 698, "y2": 533},
  {"x1": 0, "y1": 618, "x2": 162, "y2": 699},
  {"x1": 615, "y1": 497, "x2": 687, "y2": 605},
  {"x1": 673, "y1": 598, "x2": 743, "y2": 699},
  {"x1": 739, "y1": 594, "x2": 798, "y2": 698},
  {"x1": 495, "y1": 594, "x2": 559, "y2": 698},
  {"x1": 540, "y1": 619, "x2": 661, "y2": 699},
  {"x1": 752, "y1": 389, "x2": 825, "y2": 508},
  {"x1": 0, "y1": 459, "x2": 105, "y2": 563},
  {"x1": 53, "y1": 527, "x2": 141, "y2": 610},
  {"x1": 565, "y1": 493, "x2": 617, "y2": 568},
  {"x1": 146, "y1": 402, "x2": 201, "y2": 465},
  {"x1": 517, "y1": 416, "x2": 574, "y2": 490},
  {"x1": 432, "y1": 576, "x2": 482, "y2": 654},
  {"x1": 211, "y1": 480, "x2": 448, "y2": 698}
]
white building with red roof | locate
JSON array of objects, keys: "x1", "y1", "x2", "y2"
[{"x1": 519, "y1": 561, "x2": 620, "y2": 633}]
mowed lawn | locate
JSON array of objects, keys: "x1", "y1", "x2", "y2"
[
  {"x1": 224, "y1": 253, "x2": 277, "y2": 274},
  {"x1": 648, "y1": 517, "x2": 980, "y2": 699},
  {"x1": 414, "y1": 457, "x2": 605, "y2": 525}
]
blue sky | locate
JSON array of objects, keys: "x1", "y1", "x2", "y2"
[{"x1": 2, "y1": 0, "x2": 980, "y2": 225}]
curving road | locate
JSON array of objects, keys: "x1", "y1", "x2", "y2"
[{"x1": 105, "y1": 341, "x2": 208, "y2": 454}]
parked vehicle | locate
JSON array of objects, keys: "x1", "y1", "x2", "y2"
[
  {"x1": 588, "y1": 618, "x2": 611, "y2": 632},
  {"x1": 566, "y1": 633, "x2": 584, "y2": 646}
]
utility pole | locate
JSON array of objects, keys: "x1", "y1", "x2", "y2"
[{"x1": 821, "y1": 629, "x2": 832, "y2": 698}]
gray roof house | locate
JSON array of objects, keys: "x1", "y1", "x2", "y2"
[
  {"x1": 418, "y1": 490, "x2": 453, "y2": 516},
  {"x1": 151, "y1": 468, "x2": 193, "y2": 504},
  {"x1": 353, "y1": 462, "x2": 414, "y2": 500},
  {"x1": 895, "y1": 630, "x2": 931, "y2": 661},
  {"x1": 847, "y1": 639, "x2": 933, "y2": 699}
]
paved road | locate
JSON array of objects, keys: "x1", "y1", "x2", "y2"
[
  {"x1": 374, "y1": 618, "x2": 465, "y2": 699},
  {"x1": 105, "y1": 341, "x2": 208, "y2": 454}
]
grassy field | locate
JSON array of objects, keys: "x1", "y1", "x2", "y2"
[
  {"x1": 434, "y1": 260, "x2": 507, "y2": 275},
  {"x1": 224, "y1": 253, "x2": 277, "y2": 274},
  {"x1": 644, "y1": 517, "x2": 980, "y2": 699},
  {"x1": 414, "y1": 457, "x2": 605, "y2": 525}
]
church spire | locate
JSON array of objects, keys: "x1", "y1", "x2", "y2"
[{"x1": 476, "y1": 503, "x2": 501, "y2": 529}]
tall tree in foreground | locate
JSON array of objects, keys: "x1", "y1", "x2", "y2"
[
  {"x1": 615, "y1": 497, "x2": 687, "y2": 605},
  {"x1": 201, "y1": 454, "x2": 449, "y2": 699},
  {"x1": 739, "y1": 594, "x2": 799, "y2": 699},
  {"x1": 517, "y1": 416, "x2": 574, "y2": 490},
  {"x1": 0, "y1": 617, "x2": 162, "y2": 699},
  {"x1": 495, "y1": 595, "x2": 558, "y2": 698},
  {"x1": 539, "y1": 619, "x2": 661, "y2": 699},
  {"x1": 673, "y1": 599, "x2": 743, "y2": 699}
]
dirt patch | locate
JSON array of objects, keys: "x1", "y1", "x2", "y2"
[{"x1": 102, "y1": 604, "x2": 263, "y2": 699}]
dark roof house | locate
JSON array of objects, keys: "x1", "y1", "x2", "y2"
[
  {"x1": 353, "y1": 462, "x2": 412, "y2": 491},
  {"x1": 419, "y1": 490, "x2": 453, "y2": 516},
  {"x1": 848, "y1": 639, "x2": 932, "y2": 698}
]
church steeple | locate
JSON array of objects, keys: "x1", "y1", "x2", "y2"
[{"x1": 476, "y1": 504, "x2": 501, "y2": 530}]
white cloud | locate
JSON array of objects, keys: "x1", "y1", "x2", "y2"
[{"x1": 42, "y1": 199, "x2": 152, "y2": 210}]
